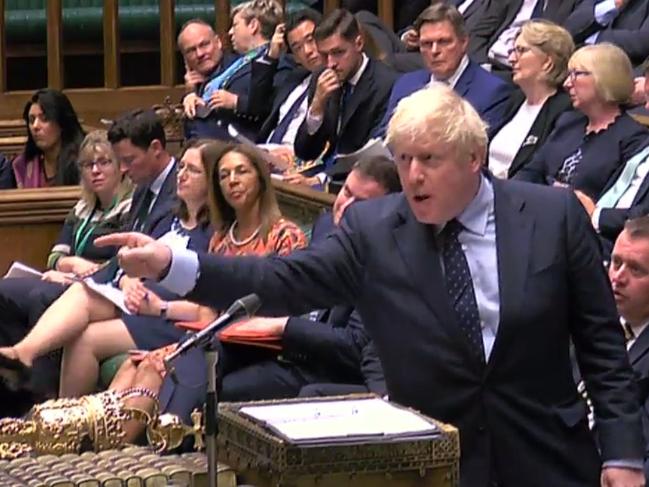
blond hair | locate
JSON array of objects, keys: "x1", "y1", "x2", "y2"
[
  {"x1": 386, "y1": 84, "x2": 488, "y2": 162},
  {"x1": 231, "y1": 0, "x2": 283, "y2": 40},
  {"x1": 517, "y1": 19, "x2": 574, "y2": 86},
  {"x1": 78, "y1": 130, "x2": 132, "y2": 206},
  {"x1": 569, "y1": 43, "x2": 634, "y2": 104}
]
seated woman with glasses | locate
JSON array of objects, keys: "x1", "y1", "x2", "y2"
[
  {"x1": 0, "y1": 89, "x2": 85, "y2": 189},
  {"x1": 488, "y1": 20, "x2": 574, "y2": 179},
  {"x1": 101, "y1": 142, "x2": 307, "y2": 442},
  {"x1": 0, "y1": 139, "x2": 215, "y2": 395},
  {"x1": 514, "y1": 43, "x2": 649, "y2": 200}
]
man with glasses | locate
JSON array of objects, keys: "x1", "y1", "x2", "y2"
[{"x1": 375, "y1": 3, "x2": 511, "y2": 139}]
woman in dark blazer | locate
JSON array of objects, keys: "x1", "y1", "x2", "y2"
[
  {"x1": 488, "y1": 20, "x2": 575, "y2": 179},
  {"x1": 515, "y1": 43, "x2": 649, "y2": 200}
]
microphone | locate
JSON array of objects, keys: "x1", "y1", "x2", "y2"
[{"x1": 164, "y1": 293, "x2": 261, "y2": 365}]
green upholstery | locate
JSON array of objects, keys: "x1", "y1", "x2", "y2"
[
  {"x1": 99, "y1": 353, "x2": 129, "y2": 390},
  {"x1": 5, "y1": 0, "x2": 314, "y2": 43}
]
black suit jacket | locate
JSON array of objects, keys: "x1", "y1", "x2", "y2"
[
  {"x1": 628, "y1": 326, "x2": 649, "y2": 481},
  {"x1": 469, "y1": 0, "x2": 584, "y2": 64},
  {"x1": 488, "y1": 89, "x2": 573, "y2": 178},
  {"x1": 184, "y1": 179, "x2": 643, "y2": 487},
  {"x1": 565, "y1": 0, "x2": 649, "y2": 65},
  {"x1": 294, "y1": 58, "x2": 398, "y2": 162},
  {"x1": 248, "y1": 56, "x2": 312, "y2": 143},
  {"x1": 282, "y1": 212, "x2": 385, "y2": 392}
]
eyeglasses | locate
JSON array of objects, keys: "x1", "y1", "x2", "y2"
[
  {"x1": 567, "y1": 69, "x2": 592, "y2": 81},
  {"x1": 507, "y1": 45, "x2": 532, "y2": 57},
  {"x1": 178, "y1": 162, "x2": 204, "y2": 176},
  {"x1": 79, "y1": 158, "x2": 113, "y2": 171}
]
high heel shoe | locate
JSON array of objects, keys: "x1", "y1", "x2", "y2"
[{"x1": 0, "y1": 353, "x2": 31, "y2": 391}]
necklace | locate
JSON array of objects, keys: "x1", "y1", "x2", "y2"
[{"x1": 228, "y1": 220, "x2": 261, "y2": 246}]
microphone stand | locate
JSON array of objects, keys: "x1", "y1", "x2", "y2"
[{"x1": 204, "y1": 339, "x2": 220, "y2": 487}]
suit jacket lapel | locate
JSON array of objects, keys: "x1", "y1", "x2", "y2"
[
  {"x1": 629, "y1": 326, "x2": 649, "y2": 365},
  {"x1": 454, "y1": 62, "x2": 475, "y2": 99},
  {"x1": 391, "y1": 196, "x2": 482, "y2": 368},
  {"x1": 225, "y1": 61, "x2": 252, "y2": 88},
  {"x1": 340, "y1": 60, "x2": 375, "y2": 131},
  {"x1": 486, "y1": 179, "x2": 534, "y2": 373}
]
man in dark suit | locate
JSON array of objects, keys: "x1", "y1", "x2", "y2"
[
  {"x1": 292, "y1": 9, "x2": 397, "y2": 186},
  {"x1": 375, "y1": 3, "x2": 511, "y2": 139},
  {"x1": 105, "y1": 84, "x2": 645, "y2": 487},
  {"x1": 248, "y1": 9, "x2": 324, "y2": 178},
  {"x1": 565, "y1": 0, "x2": 649, "y2": 67},
  {"x1": 469, "y1": 0, "x2": 583, "y2": 67},
  {"x1": 608, "y1": 217, "x2": 649, "y2": 482}
]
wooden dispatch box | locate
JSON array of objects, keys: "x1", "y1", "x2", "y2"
[{"x1": 216, "y1": 394, "x2": 460, "y2": 487}]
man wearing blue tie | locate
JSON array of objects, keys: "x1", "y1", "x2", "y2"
[{"x1": 102, "y1": 84, "x2": 645, "y2": 487}]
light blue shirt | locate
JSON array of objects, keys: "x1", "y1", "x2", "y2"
[
  {"x1": 447, "y1": 175, "x2": 500, "y2": 361},
  {"x1": 585, "y1": 0, "x2": 619, "y2": 44}
]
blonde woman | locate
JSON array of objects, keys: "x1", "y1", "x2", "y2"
[
  {"x1": 515, "y1": 43, "x2": 649, "y2": 199},
  {"x1": 488, "y1": 20, "x2": 575, "y2": 179}
]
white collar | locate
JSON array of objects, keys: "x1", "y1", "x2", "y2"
[
  {"x1": 348, "y1": 53, "x2": 369, "y2": 87},
  {"x1": 430, "y1": 55, "x2": 469, "y2": 89},
  {"x1": 149, "y1": 157, "x2": 175, "y2": 196}
]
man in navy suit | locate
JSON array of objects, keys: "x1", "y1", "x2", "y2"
[
  {"x1": 102, "y1": 85, "x2": 645, "y2": 487},
  {"x1": 565, "y1": 0, "x2": 649, "y2": 67},
  {"x1": 608, "y1": 217, "x2": 649, "y2": 483},
  {"x1": 375, "y1": 3, "x2": 511, "y2": 139}
]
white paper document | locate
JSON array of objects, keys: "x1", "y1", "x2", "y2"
[
  {"x1": 3, "y1": 261, "x2": 43, "y2": 279},
  {"x1": 239, "y1": 397, "x2": 439, "y2": 443},
  {"x1": 82, "y1": 278, "x2": 130, "y2": 314},
  {"x1": 334, "y1": 138, "x2": 392, "y2": 167}
]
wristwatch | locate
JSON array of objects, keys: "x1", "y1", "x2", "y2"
[{"x1": 159, "y1": 301, "x2": 169, "y2": 319}]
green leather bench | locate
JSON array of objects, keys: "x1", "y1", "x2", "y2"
[{"x1": 5, "y1": 0, "x2": 315, "y2": 43}]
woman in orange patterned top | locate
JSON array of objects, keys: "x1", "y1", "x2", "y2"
[{"x1": 106, "y1": 142, "x2": 307, "y2": 440}]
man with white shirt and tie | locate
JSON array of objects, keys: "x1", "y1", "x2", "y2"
[
  {"x1": 469, "y1": 0, "x2": 582, "y2": 68},
  {"x1": 608, "y1": 215, "x2": 649, "y2": 482},
  {"x1": 574, "y1": 63, "x2": 649, "y2": 258},
  {"x1": 248, "y1": 9, "x2": 325, "y2": 180}
]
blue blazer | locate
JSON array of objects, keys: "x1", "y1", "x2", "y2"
[
  {"x1": 375, "y1": 61, "x2": 511, "y2": 138},
  {"x1": 182, "y1": 179, "x2": 642, "y2": 486}
]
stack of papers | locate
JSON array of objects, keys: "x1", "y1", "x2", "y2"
[
  {"x1": 4, "y1": 261, "x2": 43, "y2": 279},
  {"x1": 239, "y1": 397, "x2": 439, "y2": 445}
]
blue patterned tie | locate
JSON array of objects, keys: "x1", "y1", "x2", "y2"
[{"x1": 441, "y1": 219, "x2": 485, "y2": 362}]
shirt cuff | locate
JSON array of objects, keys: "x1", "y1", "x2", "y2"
[
  {"x1": 594, "y1": 0, "x2": 618, "y2": 25},
  {"x1": 158, "y1": 246, "x2": 200, "y2": 296},
  {"x1": 602, "y1": 459, "x2": 644, "y2": 470},
  {"x1": 591, "y1": 207, "x2": 602, "y2": 233},
  {"x1": 306, "y1": 109, "x2": 324, "y2": 135}
]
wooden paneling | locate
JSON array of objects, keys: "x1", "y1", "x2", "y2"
[
  {"x1": 103, "y1": 0, "x2": 120, "y2": 89},
  {"x1": 216, "y1": 0, "x2": 231, "y2": 47},
  {"x1": 160, "y1": 0, "x2": 177, "y2": 87},
  {"x1": 0, "y1": 183, "x2": 333, "y2": 275},
  {"x1": 0, "y1": 187, "x2": 80, "y2": 273},
  {"x1": 378, "y1": 0, "x2": 394, "y2": 30},
  {"x1": 324, "y1": 0, "x2": 342, "y2": 13},
  {"x1": 0, "y1": 87, "x2": 186, "y2": 127},
  {"x1": 0, "y1": 135, "x2": 27, "y2": 157},
  {"x1": 47, "y1": 0, "x2": 64, "y2": 89},
  {"x1": 0, "y1": 0, "x2": 6, "y2": 93}
]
